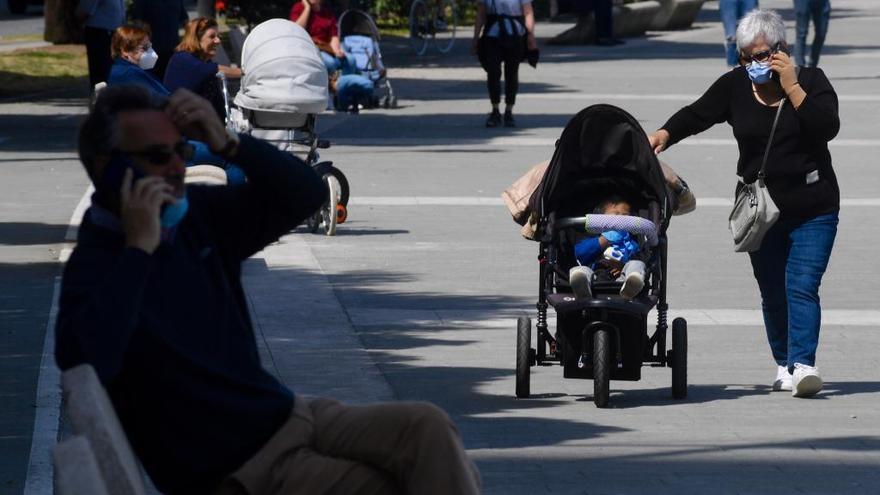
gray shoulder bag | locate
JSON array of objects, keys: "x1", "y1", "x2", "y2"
[{"x1": 728, "y1": 98, "x2": 784, "y2": 252}]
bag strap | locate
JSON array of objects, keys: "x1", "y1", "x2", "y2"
[
  {"x1": 758, "y1": 99, "x2": 784, "y2": 181},
  {"x1": 758, "y1": 67, "x2": 800, "y2": 181}
]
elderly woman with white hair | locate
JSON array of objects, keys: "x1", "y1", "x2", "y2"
[{"x1": 647, "y1": 9, "x2": 840, "y2": 398}]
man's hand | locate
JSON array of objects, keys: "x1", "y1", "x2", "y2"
[
  {"x1": 166, "y1": 88, "x2": 228, "y2": 153},
  {"x1": 647, "y1": 129, "x2": 669, "y2": 154},
  {"x1": 120, "y1": 169, "x2": 177, "y2": 254}
]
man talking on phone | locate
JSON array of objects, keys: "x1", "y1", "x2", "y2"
[{"x1": 55, "y1": 85, "x2": 481, "y2": 495}]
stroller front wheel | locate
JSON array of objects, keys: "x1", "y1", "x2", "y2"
[
  {"x1": 593, "y1": 329, "x2": 611, "y2": 408},
  {"x1": 515, "y1": 316, "x2": 532, "y2": 398}
]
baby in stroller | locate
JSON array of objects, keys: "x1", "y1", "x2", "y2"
[{"x1": 569, "y1": 194, "x2": 646, "y2": 301}]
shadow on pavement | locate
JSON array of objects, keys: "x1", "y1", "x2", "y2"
[{"x1": 0, "y1": 221, "x2": 69, "y2": 245}]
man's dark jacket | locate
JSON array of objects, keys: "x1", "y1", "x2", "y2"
[{"x1": 55, "y1": 135, "x2": 326, "y2": 494}]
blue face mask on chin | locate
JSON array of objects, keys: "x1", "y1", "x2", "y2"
[
  {"x1": 747, "y1": 61, "x2": 773, "y2": 84},
  {"x1": 160, "y1": 194, "x2": 189, "y2": 228}
]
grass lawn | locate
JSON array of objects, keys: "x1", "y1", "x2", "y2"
[{"x1": 0, "y1": 44, "x2": 88, "y2": 98}]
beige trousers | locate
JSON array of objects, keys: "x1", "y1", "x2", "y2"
[{"x1": 214, "y1": 397, "x2": 481, "y2": 495}]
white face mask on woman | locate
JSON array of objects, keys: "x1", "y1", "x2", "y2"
[{"x1": 139, "y1": 47, "x2": 159, "y2": 70}]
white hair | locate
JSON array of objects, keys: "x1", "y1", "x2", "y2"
[{"x1": 736, "y1": 9, "x2": 787, "y2": 53}]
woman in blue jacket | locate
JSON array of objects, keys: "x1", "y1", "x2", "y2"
[{"x1": 107, "y1": 24, "x2": 170, "y2": 97}]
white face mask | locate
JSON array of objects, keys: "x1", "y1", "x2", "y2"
[{"x1": 139, "y1": 47, "x2": 159, "y2": 70}]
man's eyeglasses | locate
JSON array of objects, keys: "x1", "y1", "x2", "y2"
[
  {"x1": 115, "y1": 141, "x2": 194, "y2": 165},
  {"x1": 741, "y1": 45, "x2": 779, "y2": 64}
]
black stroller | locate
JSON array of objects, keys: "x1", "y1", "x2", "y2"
[{"x1": 516, "y1": 104, "x2": 688, "y2": 408}]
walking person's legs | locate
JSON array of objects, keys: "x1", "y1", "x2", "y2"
[
  {"x1": 594, "y1": 0, "x2": 615, "y2": 44},
  {"x1": 808, "y1": 0, "x2": 831, "y2": 67},
  {"x1": 482, "y1": 37, "x2": 504, "y2": 126},
  {"x1": 719, "y1": 0, "x2": 741, "y2": 67},
  {"x1": 84, "y1": 27, "x2": 113, "y2": 88},
  {"x1": 784, "y1": 212, "x2": 838, "y2": 369},
  {"x1": 749, "y1": 222, "x2": 792, "y2": 370},
  {"x1": 793, "y1": 0, "x2": 811, "y2": 66},
  {"x1": 501, "y1": 47, "x2": 521, "y2": 126}
]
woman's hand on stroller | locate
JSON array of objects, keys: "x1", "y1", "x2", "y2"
[
  {"x1": 166, "y1": 89, "x2": 229, "y2": 155},
  {"x1": 648, "y1": 129, "x2": 670, "y2": 154}
]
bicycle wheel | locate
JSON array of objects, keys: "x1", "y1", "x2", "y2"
[
  {"x1": 433, "y1": 0, "x2": 457, "y2": 54},
  {"x1": 409, "y1": 0, "x2": 431, "y2": 56}
]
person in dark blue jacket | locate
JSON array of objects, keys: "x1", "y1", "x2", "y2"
[
  {"x1": 107, "y1": 24, "x2": 170, "y2": 97},
  {"x1": 164, "y1": 17, "x2": 242, "y2": 120},
  {"x1": 55, "y1": 85, "x2": 480, "y2": 495},
  {"x1": 131, "y1": 0, "x2": 188, "y2": 80}
]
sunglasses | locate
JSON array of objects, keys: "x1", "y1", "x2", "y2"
[
  {"x1": 115, "y1": 141, "x2": 194, "y2": 165},
  {"x1": 741, "y1": 44, "x2": 780, "y2": 64}
]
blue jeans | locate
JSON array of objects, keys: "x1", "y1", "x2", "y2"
[
  {"x1": 794, "y1": 0, "x2": 831, "y2": 67},
  {"x1": 320, "y1": 52, "x2": 356, "y2": 75},
  {"x1": 720, "y1": 0, "x2": 759, "y2": 67},
  {"x1": 749, "y1": 212, "x2": 838, "y2": 370},
  {"x1": 336, "y1": 74, "x2": 374, "y2": 110}
]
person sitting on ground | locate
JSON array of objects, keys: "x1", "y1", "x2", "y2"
[
  {"x1": 569, "y1": 195, "x2": 646, "y2": 300},
  {"x1": 107, "y1": 23, "x2": 170, "y2": 97},
  {"x1": 164, "y1": 17, "x2": 242, "y2": 120},
  {"x1": 291, "y1": 0, "x2": 351, "y2": 74},
  {"x1": 55, "y1": 85, "x2": 481, "y2": 495},
  {"x1": 329, "y1": 71, "x2": 374, "y2": 113}
]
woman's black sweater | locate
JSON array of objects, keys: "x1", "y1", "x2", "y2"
[{"x1": 661, "y1": 66, "x2": 840, "y2": 220}]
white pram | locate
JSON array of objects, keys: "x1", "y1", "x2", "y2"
[{"x1": 225, "y1": 19, "x2": 349, "y2": 236}]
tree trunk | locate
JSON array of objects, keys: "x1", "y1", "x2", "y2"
[
  {"x1": 548, "y1": 15, "x2": 595, "y2": 45},
  {"x1": 44, "y1": 0, "x2": 84, "y2": 44},
  {"x1": 197, "y1": 0, "x2": 216, "y2": 18}
]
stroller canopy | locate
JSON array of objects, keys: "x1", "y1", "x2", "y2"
[
  {"x1": 530, "y1": 104, "x2": 673, "y2": 229},
  {"x1": 234, "y1": 19, "x2": 328, "y2": 115},
  {"x1": 338, "y1": 10, "x2": 381, "y2": 39}
]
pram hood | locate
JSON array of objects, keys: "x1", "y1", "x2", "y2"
[
  {"x1": 530, "y1": 104, "x2": 674, "y2": 230},
  {"x1": 233, "y1": 19, "x2": 328, "y2": 115},
  {"x1": 339, "y1": 10, "x2": 381, "y2": 39}
]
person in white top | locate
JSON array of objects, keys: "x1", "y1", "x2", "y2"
[{"x1": 472, "y1": 0, "x2": 537, "y2": 128}]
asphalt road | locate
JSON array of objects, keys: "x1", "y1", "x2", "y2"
[{"x1": 2, "y1": 0, "x2": 879, "y2": 493}]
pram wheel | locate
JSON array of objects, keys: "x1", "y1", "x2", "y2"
[
  {"x1": 515, "y1": 316, "x2": 531, "y2": 398},
  {"x1": 322, "y1": 174, "x2": 340, "y2": 236},
  {"x1": 593, "y1": 329, "x2": 611, "y2": 408},
  {"x1": 670, "y1": 318, "x2": 688, "y2": 399}
]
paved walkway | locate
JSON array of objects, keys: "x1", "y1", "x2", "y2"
[{"x1": 2, "y1": 0, "x2": 880, "y2": 493}]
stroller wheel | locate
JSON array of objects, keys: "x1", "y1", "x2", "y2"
[
  {"x1": 336, "y1": 204, "x2": 348, "y2": 224},
  {"x1": 306, "y1": 211, "x2": 321, "y2": 233},
  {"x1": 322, "y1": 174, "x2": 339, "y2": 236},
  {"x1": 593, "y1": 329, "x2": 611, "y2": 408},
  {"x1": 670, "y1": 318, "x2": 688, "y2": 399},
  {"x1": 515, "y1": 316, "x2": 531, "y2": 398}
]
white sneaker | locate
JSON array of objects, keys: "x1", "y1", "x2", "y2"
[
  {"x1": 619, "y1": 271, "x2": 644, "y2": 300},
  {"x1": 792, "y1": 363, "x2": 823, "y2": 398},
  {"x1": 569, "y1": 266, "x2": 592, "y2": 299},
  {"x1": 772, "y1": 365, "x2": 792, "y2": 391}
]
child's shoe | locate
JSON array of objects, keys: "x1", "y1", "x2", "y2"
[
  {"x1": 619, "y1": 271, "x2": 644, "y2": 300},
  {"x1": 569, "y1": 266, "x2": 592, "y2": 299}
]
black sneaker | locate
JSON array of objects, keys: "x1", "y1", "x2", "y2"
[
  {"x1": 485, "y1": 110, "x2": 502, "y2": 128},
  {"x1": 503, "y1": 110, "x2": 516, "y2": 127}
]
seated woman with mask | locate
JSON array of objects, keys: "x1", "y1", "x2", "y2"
[{"x1": 107, "y1": 24, "x2": 170, "y2": 97}]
